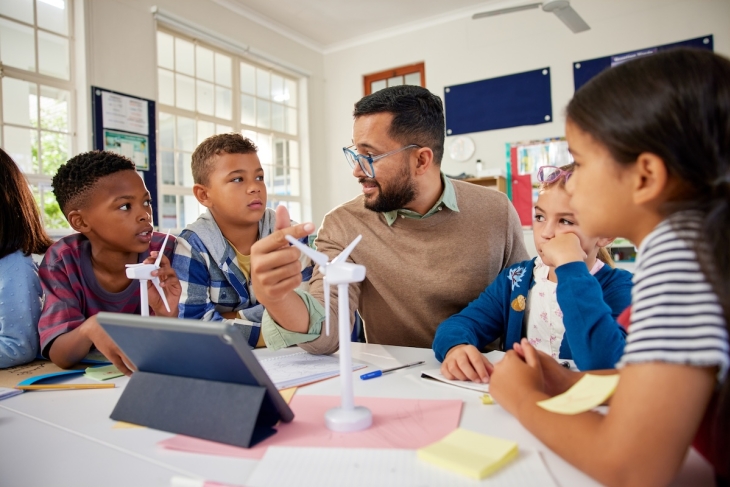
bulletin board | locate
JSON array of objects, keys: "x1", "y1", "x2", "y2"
[
  {"x1": 505, "y1": 138, "x2": 571, "y2": 227},
  {"x1": 91, "y1": 87, "x2": 158, "y2": 225},
  {"x1": 444, "y1": 67, "x2": 553, "y2": 135},
  {"x1": 573, "y1": 35, "x2": 713, "y2": 92}
]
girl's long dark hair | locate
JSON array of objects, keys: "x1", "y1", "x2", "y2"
[
  {"x1": 0, "y1": 148, "x2": 53, "y2": 259},
  {"x1": 567, "y1": 48, "x2": 730, "y2": 473}
]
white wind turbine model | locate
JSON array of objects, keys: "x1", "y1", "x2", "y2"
[
  {"x1": 285, "y1": 234, "x2": 372, "y2": 432},
  {"x1": 125, "y1": 231, "x2": 171, "y2": 317}
]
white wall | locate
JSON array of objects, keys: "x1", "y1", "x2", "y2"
[
  {"x1": 80, "y1": 0, "x2": 730, "y2": 227},
  {"x1": 320, "y1": 0, "x2": 730, "y2": 218},
  {"x1": 82, "y1": 0, "x2": 327, "y2": 222}
]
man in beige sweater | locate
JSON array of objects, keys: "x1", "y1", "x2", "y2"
[{"x1": 251, "y1": 85, "x2": 528, "y2": 355}]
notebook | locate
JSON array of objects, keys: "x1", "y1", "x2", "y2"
[
  {"x1": 258, "y1": 351, "x2": 366, "y2": 390},
  {"x1": 420, "y1": 369, "x2": 491, "y2": 393}
]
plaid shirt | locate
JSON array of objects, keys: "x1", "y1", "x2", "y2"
[
  {"x1": 173, "y1": 209, "x2": 312, "y2": 348},
  {"x1": 38, "y1": 232, "x2": 176, "y2": 357}
]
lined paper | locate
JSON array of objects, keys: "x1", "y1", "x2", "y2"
[{"x1": 246, "y1": 446, "x2": 558, "y2": 487}]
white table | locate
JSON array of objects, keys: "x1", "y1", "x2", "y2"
[{"x1": 0, "y1": 343, "x2": 714, "y2": 487}]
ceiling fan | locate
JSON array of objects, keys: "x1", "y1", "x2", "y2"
[{"x1": 472, "y1": 0, "x2": 590, "y2": 33}]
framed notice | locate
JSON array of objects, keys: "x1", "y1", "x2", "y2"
[
  {"x1": 103, "y1": 130, "x2": 149, "y2": 170},
  {"x1": 92, "y1": 87, "x2": 158, "y2": 224}
]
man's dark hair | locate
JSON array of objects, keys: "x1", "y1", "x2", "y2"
[
  {"x1": 353, "y1": 85, "x2": 445, "y2": 165},
  {"x1": 52, "y1": 150, "x2": 137, "y2": 215},
  {"x1": 191, "y1": 133, "x2": 258, "y2": 185},
  {"x1": 0, "y1": 148, "x2": 53, "y2": 258}
]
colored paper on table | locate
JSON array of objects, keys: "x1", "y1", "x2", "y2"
[
  {"x1": 247, "y1": 446, "x2": 556, "y2": 487},
  {"x1": 417, "y1": 428, "x2": 518, "y2": 479},
  {"x1": 0, "y1": 387, "x2": 23, "y2": 401},
  {"x1": 85, "y1": 365, "x2": 124, "y2": 381},
  {"x1": 0, "y1": 360, "x2": 86, "y2": 388},
  {"x1": 279, "y1": 387, "x2": 296, "y2": 404},
  {"x1": 112, "y1": 421, "x2": 146, "y2": 429},
  {"x1": 80, "y1": 349, "x2": 112, "y2": 365},
  {"x1": 537, "y1": 374, "x2": 619, "y2": 415},
  {"x1": 158, "y1": 396, "x2": 462, "y2": 460}
]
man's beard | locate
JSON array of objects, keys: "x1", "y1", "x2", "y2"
[{"x1": 360, "y1": 165, "x2": 417, "y2": 213}]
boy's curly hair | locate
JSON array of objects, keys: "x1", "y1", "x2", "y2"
[
  {"x1": 52, "y1": 151, "x2": 136, "y2": 214},
  {"x1": 191, "y1": 133, "x2": 258, "y2": 185}
]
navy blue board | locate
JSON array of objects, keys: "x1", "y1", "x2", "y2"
[
  {"x1": 573, "y1": 35, "x2": 714, "y2": 92},
  {"x1": 445, "y1": 67, "x2": 552, "y2": 135},
  {"x1": 91, "y1": 87, "x2": 159, "y2": 226},
  {"x1": 96, "y1": 312, "x2": 293, "y2": 448}
]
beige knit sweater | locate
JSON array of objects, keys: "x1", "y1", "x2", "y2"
[{"x1": 299, "y1": 179, "x2": 529, "y2": 355}]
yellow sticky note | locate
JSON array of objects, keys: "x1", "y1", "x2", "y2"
[
  {"x1": 112, "y1": 421, "x2": 145, "y2": 429},
  {"x1": 481, "y1": 393, "x2": 494, "y2": 405},
  {"x1": 417, "y1": 428, "x2": 518, "y2": 479},
  {"x1": 537, "y1": 373, "x2": 619, "y2": 415},
  {"x1": 279, "y1": 387, "x2": 297, "y2": 404}
]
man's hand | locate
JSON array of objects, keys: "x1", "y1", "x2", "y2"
[
  {"x1": 441, "y1": 344, "x2": 494, "y2": 383},
  {"x1": 251, "y1": 205, "x2": 315, "y2": 307},
  {"x1": 541, "y1": 233, "x2": 585, "y2": 268},
  {"x1": 146, "y1": 252, "x2": 181, "y2": 317},
  {"x1": 79, "y1": 316, "x2": 135, "y2": 376}
]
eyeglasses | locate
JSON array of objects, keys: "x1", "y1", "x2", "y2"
[
  {"x1": 342, "y1": 144, "x2": 420, "y2": 178},
  {"x1": 537, "y1": 165, "x2": 573, "y2": 184}
]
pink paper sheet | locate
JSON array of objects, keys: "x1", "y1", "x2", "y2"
[{"x1": 158, "y1": 395, "x2": 462, "y2": 460}]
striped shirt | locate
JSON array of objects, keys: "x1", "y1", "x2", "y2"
[
  {"x1": 617, "y1": 212, "x2": 729, "y2": 380},
  {"x1": 38, "y1": 232, "x2": 176, "y2": 357}
]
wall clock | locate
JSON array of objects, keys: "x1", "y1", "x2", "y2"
[{"x1": 448, "y1": 135, "x2": 475, "y2": 162}]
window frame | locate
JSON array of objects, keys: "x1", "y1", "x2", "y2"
[
  {"x1": 0, "y1": 0, "x2": 76, "y2": 238},
  {"x1": 155, "y1": 26, "x2": 304, "y2": 231},
  {"x1": 363, "y1": 62, "x2": 425, "y2": 95}
]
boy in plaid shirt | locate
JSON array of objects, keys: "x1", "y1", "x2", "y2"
[
  {"x1": 172, "y1": 134, "x2": 311, "y2": 348},
  {"x1": 39, "y1": 152, "x2": 180, "y2": 375}
]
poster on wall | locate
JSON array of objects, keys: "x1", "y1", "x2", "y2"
[
  {"x1": 573, "y1": 35, "x2": 713, "y2": 91},
  {"x1": 505, "y1": 138, "x2": 572, "y2": 227},
  {"x1": 92, "y1": 87, "x2": 158, "y2": 224},
  {"x1": 101, "y1": 91, "x2": 149, "y2": 135},
  {"x1": 103, "y1": 130, "x2": 149, "y2": 170}
]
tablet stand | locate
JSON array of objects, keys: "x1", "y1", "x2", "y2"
[{"x1": 110, "y1": 371, "x2": 278, "y2": 448}]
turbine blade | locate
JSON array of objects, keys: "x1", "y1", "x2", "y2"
[
  {"x1": 324, "y1": 278, "x2": 330, "y2": 336},
  {"x1": 154, "y1": 230, "x2": 171, "y2": 267},
  {"x1": 332, "y1": 235, "x2": 362, "y2": 265},
  {"x1": 553, "y1": 5, "x2": 590, "y2": 33},
  {"x1": 285, "y1": 235, "x2": 329, "y2": 267},
  {"x1": 152, "y1": 277, "x2": 171, "y2": 313},
  {"x1": 472, "y1": 3, "x2": 541, "y2": 19}
]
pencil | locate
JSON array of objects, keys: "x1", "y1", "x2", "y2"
[{"x1": 15, "y1": 383, "x2": 116, "y2": 391}]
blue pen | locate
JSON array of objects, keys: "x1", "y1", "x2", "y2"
[{"x1": 360, "y1": 361, "x2": 425, "y2": 380}]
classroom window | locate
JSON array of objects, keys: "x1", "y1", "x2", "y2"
[
  {"x1": 0, "y1": 0, "x2": 74, "y2": 235},
  {"x1": 156, "y1": 28, "x2": 303, "y2": 231},
  {"x1": 363, "y1": 62, "x2": 425, "y2": 96}
]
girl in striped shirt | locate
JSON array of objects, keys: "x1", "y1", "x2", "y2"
[{"x1": 489, "y1": 48, "x2": 730, "y2": 486}]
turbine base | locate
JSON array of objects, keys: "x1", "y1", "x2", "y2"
[{"x1": 325, "y1": 405, "x2": 372, "y2": 432}]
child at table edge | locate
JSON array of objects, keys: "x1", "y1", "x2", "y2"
[
  {"x1": 489, "y1": 49, "x2": 730, "y2": 486},
  {"x1": 38, "y1": 151, "x2": 180, "y2": 375}
]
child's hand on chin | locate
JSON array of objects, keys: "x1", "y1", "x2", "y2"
[
  {"x1": 81, "y1": 316, "x2": 135, "y2": 376},
  {"x1": 145, "y1": 252, "x2": 182, "y2": 317},
  {"x1": 541, "y1": 233, "x2": 586, "y2": 268}
]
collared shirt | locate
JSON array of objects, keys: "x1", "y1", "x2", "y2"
[
  {"x1": 382, "y1": 173, "x2": 460, "y2": 226},
  {"x1": 262, "y1": 172, "x2": 460, "y2": 350}
]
